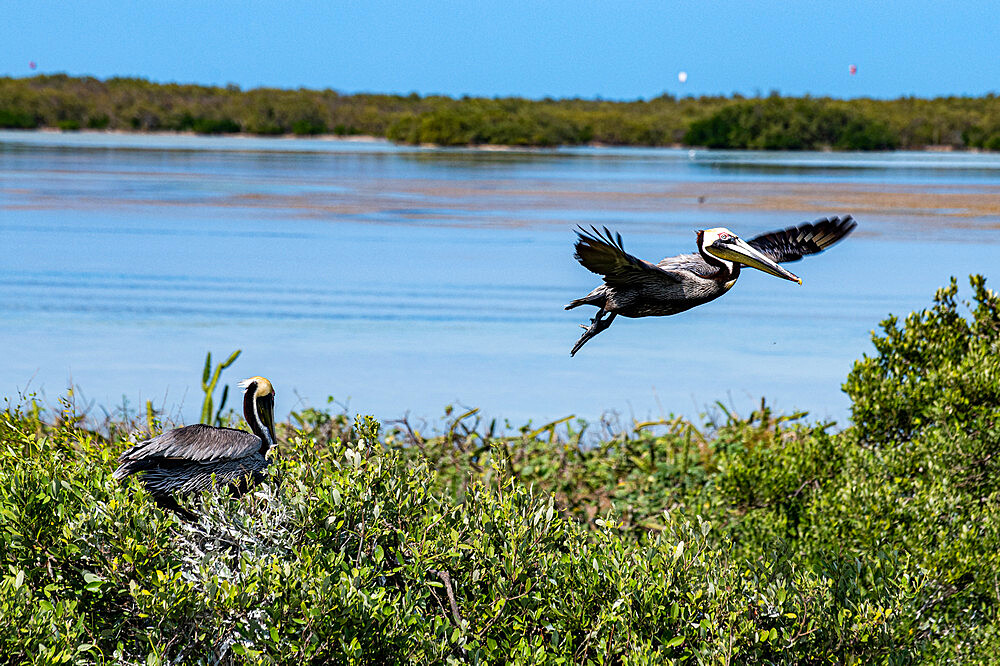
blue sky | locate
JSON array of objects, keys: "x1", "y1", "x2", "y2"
[{"x1": 4, "y1": 1, "x2": 998, "y2": 100}]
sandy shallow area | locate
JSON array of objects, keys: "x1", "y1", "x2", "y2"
[
  {"x1": 11, "y1": 178, "x2": 1000, "y2": 227},
  {"x1": 6, "y1": 129, "x2": 1000, "y2": 234},
  {"x1": 667, "y1": 181, "x2": 1000, "y2": 220}
]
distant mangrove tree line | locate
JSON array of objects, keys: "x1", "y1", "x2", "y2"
[{"x1": 3, "y1": 74, "x2": 1000, "y2": 150}]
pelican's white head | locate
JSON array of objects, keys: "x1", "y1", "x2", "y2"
[
  {"x1": 697, "y1": 227, "x2": 802, "y2": 284},
  {"x1": 239, "y1": 376, "x2": 274, "y2": 397},
  {"x1": 238, "y1": 376, "x2": 276, "y2": 451}
]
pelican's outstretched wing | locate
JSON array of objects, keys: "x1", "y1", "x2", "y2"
[
  {"x1": 574, "y1": 226, "x2": 682, "y2": 287},
  {"x1": 747, "y1": 216, "x2": 857, "y2": 264},
  {"x1": 113, "y1": 425, "x2": 261, "y2": 479}
]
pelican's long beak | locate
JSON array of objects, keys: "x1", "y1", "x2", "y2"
[{"x1": 708, "y1": 237, "x2": 802, "y2": 284}]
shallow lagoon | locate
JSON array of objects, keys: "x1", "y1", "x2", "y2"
[{"x1": 2, "y1": 130, "x2": 998, "y2": 427}]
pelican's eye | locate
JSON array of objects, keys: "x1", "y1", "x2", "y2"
[{"x1": 718, "y1": 233, "x2": 734, "y2": 242}]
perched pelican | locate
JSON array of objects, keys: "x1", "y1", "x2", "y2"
[
  {"x1": 566, "y1": 216, "x2": 857, "y2": 356},
  {"x1": 113, "y1": 376, "x2": 277, "y2": 520}
]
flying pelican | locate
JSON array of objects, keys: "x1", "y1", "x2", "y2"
[
  {"x1": 113, "y1": 376, "x2": 277, "y2": 521},
  {"x1": 566, "y1": 216, "x2": 857, "y2": 356}
]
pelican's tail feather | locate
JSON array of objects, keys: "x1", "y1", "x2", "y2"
[{"x1": 565, "y1": 287, "x2": 605, "y2": 311}]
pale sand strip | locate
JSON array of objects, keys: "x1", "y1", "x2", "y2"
[{"x1": 7, "y1": 179, "x2": 1000, "y2": 228}]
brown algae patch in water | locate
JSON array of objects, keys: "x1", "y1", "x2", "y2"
[{"x1": 8, "y1": 178, "x2": 1000, "y2": 227}]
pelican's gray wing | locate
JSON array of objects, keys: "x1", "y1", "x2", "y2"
[
  {"x1": 574, "y1": 226, "x2": 683, "y2": 287},
  {"x1": 747, "y1": 216, "x2": 857, "y2": 264},
  {"x1": 114, "y1": 424, "x2": 261, "y2": 475}
]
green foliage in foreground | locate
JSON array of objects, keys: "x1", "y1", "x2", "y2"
[
  {"x1": 2, "y1": 275, "x2": 999, "y2": 664},
  {"x1": 6, "y1": 74, "x2": 1000, "y2": 149}
]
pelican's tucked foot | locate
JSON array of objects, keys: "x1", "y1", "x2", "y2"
[{"x1": 570, "y1": 310, "x2": 617, "y2": 356}]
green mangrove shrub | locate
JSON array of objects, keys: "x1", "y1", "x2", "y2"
[
  {"x1": 3, "y1": 275, "x2": 1000, "y2": 663},
  {"x1": 8, "y1": 74, "x2": 1000, "y2": 149}
]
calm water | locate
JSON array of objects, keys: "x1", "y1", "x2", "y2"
[{"x1": 2, "y1": 130, "x2": 998, "y2": 428}]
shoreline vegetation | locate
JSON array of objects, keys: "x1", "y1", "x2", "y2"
[
  {"x1": 3, "y1": 276, "x2": 1000, "y2": 662},
  {"x1": 4, "y1": 74, "x2": 1000, "y2": 150}
]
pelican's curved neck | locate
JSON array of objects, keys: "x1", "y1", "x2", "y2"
[
  {"x1": 698, "y1": 240, "x2": 739, "y2": 282},
  {"x1": 244, "y1": 388, "x2": 276, "y2": 454}
]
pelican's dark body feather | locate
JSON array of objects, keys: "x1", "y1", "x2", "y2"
[
  {"x1": 566, "y1": 216, "x2": 857, "y2": 355},
  {"x1": 112, "y1": 425, "x2": 269, "y2": 494}
]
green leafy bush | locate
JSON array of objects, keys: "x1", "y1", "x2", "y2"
[
  {"x1": 845, "y1": 275, "x2": 1000, "y2": 445},
  {"x1": 2, "y1": 276, "x2": 999, "y2": 663},
  {"x1": 684, "y1": 97, "x2": 899, "y2": 150}
]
